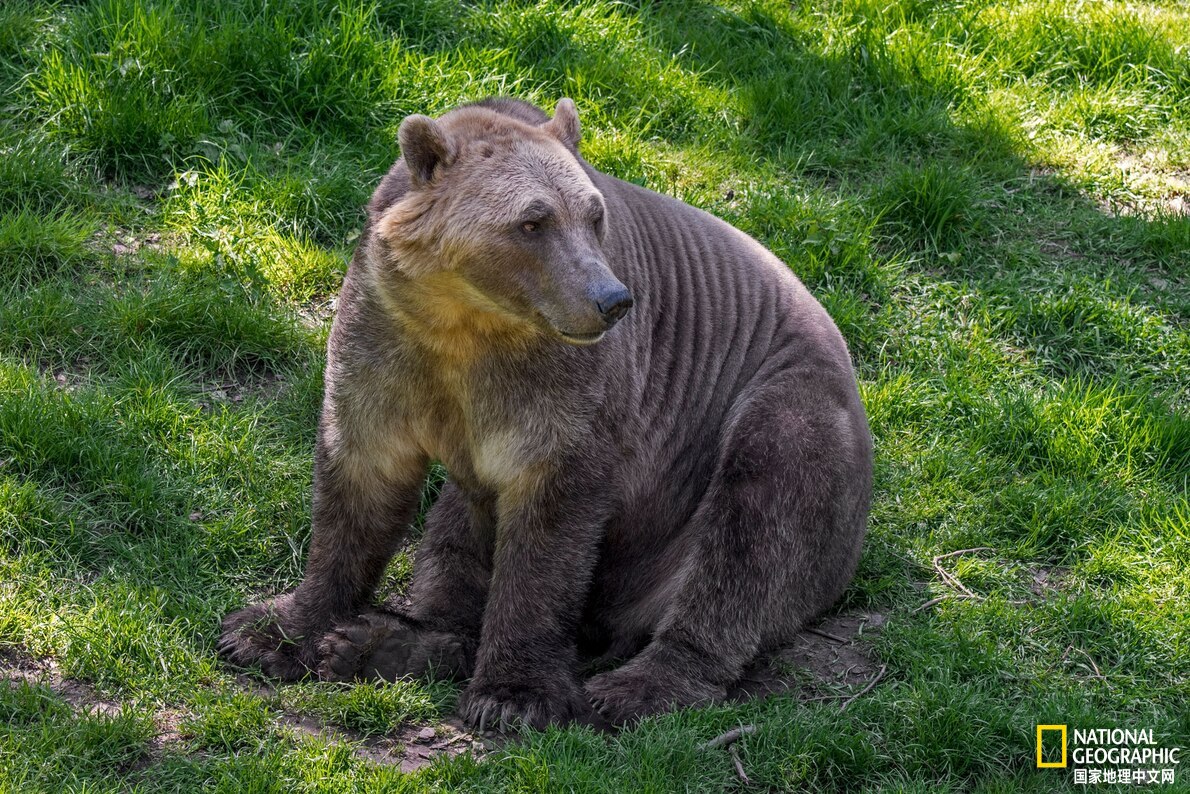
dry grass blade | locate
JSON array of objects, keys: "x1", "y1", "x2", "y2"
[
  {"x1": 1075, "y1": 648, "x2": 1106, "y2": 680},
  {"x1": 840, "y1": 665, "x2": 887, "y2": 711},
  {"x1": 911, "y1": 593, "x2": 977, "y2": 613}
]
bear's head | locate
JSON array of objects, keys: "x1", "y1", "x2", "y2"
[{"x1": 372, "y1": 99, "x2": 632, "y2": 346}]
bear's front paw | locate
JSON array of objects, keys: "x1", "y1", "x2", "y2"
[
  {"x1": 458, "y1": 677, "x2": 586, "y2": 733},
  {"x1": 317, "y1": 611, "x2": 473, "y2": 683},
  {"x1": 585, "y1": 659, "x2": 726, "y2": 725},
  {"x1": 218, "y1": 595, "x2": 317, "y2": 681}
]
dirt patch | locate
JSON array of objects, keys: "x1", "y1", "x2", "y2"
[
  {"x1": 1028, "y1": 566, "x2": 1070, "y2": 597},
  {"x1": 731, "y1": 611, "x2": 886, "y2": 702},
  {"x1": 1, "y1": 646, "x2": 186, "y2": 769},
  {"x1": 296, "y1": 297, "x2": 336, "y2": 330},
  {"x1": 277, "y1": 710, "x2": 485, "y2": 772},
  {"x1": 0, "y1": 645, "x2": 49, "y2": 683},
  {"x1": 193, "y1": 371, "x2": 289, "y2": 413},
  {"x1": 0, "y1": 646, "x2": 124, "y2": 719},
  {"x1": 89, "y1": 226, "x2": 167, "y2": 259},
  {"x1": 1099, "y1": 157, "x2": 1190, "y2": 218},
  {"x1": 229, "y1": 673, "x2": 487, "y2": 770},
  {"x1": 1039, "y1": 240, "x2": 1085, "y2": 261},
  {"x1": 86, "y1": 226, "x2": 167, "y2": 261},
  {"x1": 378, "y1": 718, "x2": 487, "y2": 773},
  {"x1": 35, "y1": 357, "x2": 95, "y2": 392}
]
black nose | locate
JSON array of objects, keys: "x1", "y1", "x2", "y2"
[{"x1": 595, "y1": 286, "x2": 633, "y2": 324}]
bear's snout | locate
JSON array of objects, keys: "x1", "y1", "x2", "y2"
[
  {"x1": 593, "y1": 283, "x2": 634, "y2": 326},
  {"x1": 544, "y1": 256, "x2": 632, "y2": 343}
]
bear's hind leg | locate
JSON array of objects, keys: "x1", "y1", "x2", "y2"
[
  {"x1": 586, "y1": 376, "x2": 871, "y2": 723},
  {"x1": 318, "y1": 482, "x2": 492, "y2": 682}
]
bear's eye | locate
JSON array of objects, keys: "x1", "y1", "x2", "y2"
[{"x1": 521, "y1": 221, "x2": 540, "y2": 235}]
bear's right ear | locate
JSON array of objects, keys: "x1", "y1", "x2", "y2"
[{"x1": 399, "y1": 114, "x2": 456, "y2": 186}]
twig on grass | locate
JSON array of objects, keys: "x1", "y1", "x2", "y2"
[
  {"x1": 932, "y1": 547, "x2": 991, "y2": 598},
  {"x1": 699, "y1": 724, "x2": 756, "y2": 750},
  {"x1": 932, "y1": 547, "x2": 993, "y2": 560},
  {"x1": 1077, "y1": 648, "x2": 1104, "y2": 679},
  {"x1": 805, "y1": 626, "x2": 850, "y2": 643},
  {"x1": 840, "y1": 664, "x2": 887, "y2": 711},
  {"x1": 701, "y1": 726, "x2": 756, "y2": 786},
  {"x1": 802, "y1": 693, "x2": 843, "y2": 703},
  {"x1": 729, "y1": 743, "x2": 751, "y2": 785},
  {"x1": 1069, "y1": 646, "x2": 1106, "y2": 680},
  {"x1": 915, "y1": 547, "x2": 993, "y2": 612}
]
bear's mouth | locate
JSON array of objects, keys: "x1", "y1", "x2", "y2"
[{"x1": 558, "y1": 329, "x2": 606, "y2": 345}]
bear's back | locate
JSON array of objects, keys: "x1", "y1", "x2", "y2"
[{"x1": 589, "y1": 164, "x2": 841, "y2": 395}]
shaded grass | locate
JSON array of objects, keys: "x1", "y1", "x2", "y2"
[
  {"x1": 0, "y1": 682, "x2": 154, "y2": 791},
  {"x1": 0, "y1": 207, "x2": 96, "y2": 283},
  {"x1": 0, "y1": 0, "x2": 1187, "y2": 791}
]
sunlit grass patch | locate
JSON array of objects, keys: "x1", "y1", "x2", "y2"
[
  {"x1": 164, "y1": 160, "x2": 358, "y2": 301},
  {"x1": 979, "y1": 380, "x2": 1186, "y2": 484},
  {"x1": 0, "y1": 254, "x2": 318, "y2": 383},
  {"x1": 32, "y1": 46, "x2": 211, "y2": 181},
  {"x1": 990, "y1": 276, "x2": 1189, "y2": 392},
  {"x1": 1119, "y1": 208, "x2": 1190, "y2": 267},
  {"x1": 282, "y1": 680, "x2": 446, "y2": 738},
  {"x1": 471, "y1": 0, "x2": 735, "y2": 141},
  {"x1": 0, "y1": 134, "x2": 87, "y2": 214},
  {"x1": 1054, "y1": 80, "x2": 1172, "y2": 144},
  {"x1": 182, "y1": 690, "x2": 277, "y2": 753},
  {"x1": 974, "y1": 0, "x2": 1189, "y2": 92},
  {"x1": 55, "y1": 582, "x2": 220, "y2": 698}
]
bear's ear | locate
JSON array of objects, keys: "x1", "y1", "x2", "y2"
[
  {"x1": 399, "y1": 114, "x2": 456, "y2": 186},
  {"x1": 545, "y1": 98, "x2": 581, "y2": 149}
]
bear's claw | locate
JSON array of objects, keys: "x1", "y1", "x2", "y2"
[
  {"x1": 218, "y1": 597, "x2": 315, "y2": 681},
  {"x1": 459, "y1": 679, "x2": 587, "y2": 733},
  {"x1": 584, "y1": 660, "x2": 725, "y2": 725}
]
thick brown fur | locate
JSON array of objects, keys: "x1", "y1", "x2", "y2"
[{"x1": 219, "y1": 97, "x2": 873, "y2": 730}]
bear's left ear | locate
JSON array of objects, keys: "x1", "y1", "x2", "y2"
[{"x1": 545, "y1": 98, "x2": 581, "y2": 150}]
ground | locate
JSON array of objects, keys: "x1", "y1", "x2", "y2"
[{"x1": 0, "y1": 1, "x2": 1187, "y2": 791}]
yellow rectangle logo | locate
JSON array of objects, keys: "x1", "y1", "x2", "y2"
[{"x1": 1037, "y1": 725, "x2": 1067, "y2": 768}]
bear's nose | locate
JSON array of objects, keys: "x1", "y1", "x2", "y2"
[{"x1": 595, "y1": 286, "x2": 634, "y2": 325}]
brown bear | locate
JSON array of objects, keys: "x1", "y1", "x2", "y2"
[{"x1": 219, "y1": 97, "x2": 873, "y2": 730}]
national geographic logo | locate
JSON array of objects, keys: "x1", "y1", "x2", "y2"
[
  {"x1": 1037, "y1": 725, "x2": 1067, "y2": 768},
  {"x1": 1036, "y1": 724, "x2": 1181, "y2": 786}
]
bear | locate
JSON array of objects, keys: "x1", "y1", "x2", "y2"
[{"x1": 219, "y1": 97, "x2": 873, "y2": 730}]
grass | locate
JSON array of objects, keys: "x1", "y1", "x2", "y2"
[{"x1": 0, "y1": 0, "x2": 1187, "y2": 790}]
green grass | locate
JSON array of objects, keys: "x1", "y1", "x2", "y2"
[{"x1": 1, "y1": 0, "x2": 1187, "y2": 790}]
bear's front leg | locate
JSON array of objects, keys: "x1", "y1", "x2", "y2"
[
  {"x1": 219, "y1": 408, "x2": 427, "y2": 680},
  {"x1": 458, "y1": 455, "x2": 609, "y2": 731}
]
